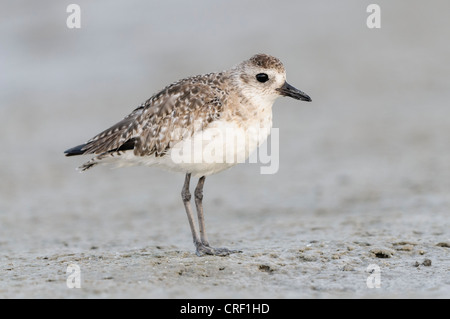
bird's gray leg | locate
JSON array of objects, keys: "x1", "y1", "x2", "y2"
[
  {"x1": 181, "y1": 173, "x2": 202, "y2": 249},
  {"x1": 193, "y1": 176, "x2": 241, "y2": 256},
  {"x1": 194, "y1": 176, "x2": 209, "y2": 246}
]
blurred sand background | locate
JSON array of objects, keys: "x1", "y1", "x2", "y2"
[{"x1": 0, "y1": 0, "x2": 449, "y2": 298}]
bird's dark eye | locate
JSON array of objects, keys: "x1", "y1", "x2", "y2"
[{"x1": 256, "y1": 73, "x2": 269, "y2": 83}]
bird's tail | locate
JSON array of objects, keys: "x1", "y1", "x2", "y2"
[
  {"x1": 65, "y1": 141, "x2": 135, "y2": 172},
  {"x1": 64, "y1": 143, "x2": 87, "y2": 157},
  {"x1": 64, "y1": 143, "x2": 97, "y2": 171}
]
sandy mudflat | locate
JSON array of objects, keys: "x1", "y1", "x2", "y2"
[
  {"x1": 1, "y1": 1, "x2": 449, "y2": 298},
  {"x1": 1, "y1": 174, "x2": 449, "y2": 298}
]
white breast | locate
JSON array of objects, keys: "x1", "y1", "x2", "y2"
[
  {"x1": 152, "y1": 96, "x2": 274, "y2": 176},
  {"x1": 108, "y1": 97, "x2": 275, "y2": 177}
]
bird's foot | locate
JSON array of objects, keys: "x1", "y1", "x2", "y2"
[{"x1": 195, "y1": 243, "x2": 242, "y2": 257}]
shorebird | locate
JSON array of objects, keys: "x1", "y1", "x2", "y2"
[{"x1": 65, "y1": 53, "x2": 311, "y2": 256}]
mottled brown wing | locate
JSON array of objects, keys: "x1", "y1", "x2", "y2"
[
  {"x1": 79, "y1": 75, "x2": 225, "y2": 157},
  {"x1": 78, "y1": 106, "x2": 145, "y2": 154}
]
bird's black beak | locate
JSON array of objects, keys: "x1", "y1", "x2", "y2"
[{"x1": 277, "y1": 81, "x2": 312, "y2": 102}]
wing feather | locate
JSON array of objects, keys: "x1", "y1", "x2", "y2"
[{"x1": 75, "y1": 74, "x2": 226, "y2": 157}]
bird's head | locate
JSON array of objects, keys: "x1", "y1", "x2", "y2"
[{"x1": 233, "y1": 53, "x2": 311, "y2": 104}]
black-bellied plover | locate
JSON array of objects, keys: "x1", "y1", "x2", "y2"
[{"x1": 65, "y1": 53, "x2": 311, "y2": 256}]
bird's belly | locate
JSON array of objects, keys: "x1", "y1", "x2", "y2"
[
  {"x1": 160, "y1": 119, "x2": 272, "y2": 176},
  {"x1": 113, "y1": 119, "x2": 272, "y2": 177}
]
